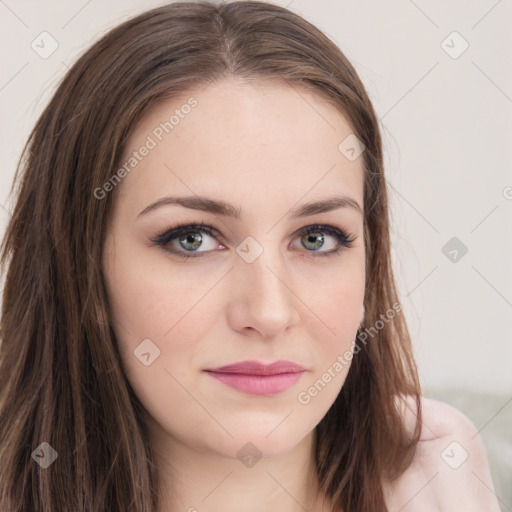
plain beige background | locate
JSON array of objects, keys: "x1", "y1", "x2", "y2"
[{"x1": 1, "y1": 0, "x2": 511, "y2": 506}]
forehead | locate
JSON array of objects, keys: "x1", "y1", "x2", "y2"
[{"x1": 115, "y1": 78, "x2": 364, "y2": 219}]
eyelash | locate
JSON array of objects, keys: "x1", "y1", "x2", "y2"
[{"x1": 150, "y1": 221, "x2": 355, "y2": 259}]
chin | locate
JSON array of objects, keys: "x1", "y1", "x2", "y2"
[{"x1": 208, "y1": 415, "x2": 317, "y2": 462}]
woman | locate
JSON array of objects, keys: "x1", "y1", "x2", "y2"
[{"x1": 0, "y1": 2, "x2": 500, "y2": 511}]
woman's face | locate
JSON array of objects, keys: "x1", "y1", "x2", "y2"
[{"x1": 102, "y1": 78, "x2": 365, "y2": 461}]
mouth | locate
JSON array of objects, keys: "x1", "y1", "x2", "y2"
[{"x1": 203, "y1": 360, "x2": 306, "y2": 396}]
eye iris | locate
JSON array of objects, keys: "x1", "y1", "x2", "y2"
[
  {"x1": 302, "y1": 232, "x2": 324, "y2": 251},
  {"x1": 179, "y1": 232, "x2": 202, "y2": 251}
]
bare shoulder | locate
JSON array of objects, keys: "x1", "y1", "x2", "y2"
[
  {"x1": 382, "y1": 395, "x2": 502, "y2": 512},
  {"x1": 397, "y1": 394, "x2": 478, "y2": 440}
]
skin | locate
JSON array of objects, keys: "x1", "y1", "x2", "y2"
[
  {"x1": 385, "y1": 396, "x2": 502, "y2": 512},
  {"x1": 102, "y1": 78, "x2": 501, "y2": 512}
]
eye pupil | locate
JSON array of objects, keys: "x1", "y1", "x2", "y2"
[
  {"x1": 302, "y1": 232, "x2": 324, "y2": 251},
  {"x1": 179, "y1": 232, "x2": 202, "y2": 250}
]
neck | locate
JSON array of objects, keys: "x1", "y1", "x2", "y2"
[{"x1": 147, "y1": 415, "x2": 332, "y2": 512}]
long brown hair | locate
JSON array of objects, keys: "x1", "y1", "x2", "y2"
[{"x1": 0, "y1": 1, "x2": 422, "y2": 510}]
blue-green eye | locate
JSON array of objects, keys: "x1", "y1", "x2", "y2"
[
  {"x1": 150, "y1": 222, "x2": 221, "y2": 258},
  {"x1": 150, "y1": 222, "x2": 355, "y2": 259},
  {"x1": 292, "y1": 225, "x2": 354, "y2": 256}
]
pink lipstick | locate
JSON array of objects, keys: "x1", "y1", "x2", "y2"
[{"x1": 204, "y1": 360, "x2": 306, "y2": 396}]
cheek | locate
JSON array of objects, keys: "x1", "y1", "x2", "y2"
[
  {"x1": 103, "y1": 241, "x2": 228, "y2": 395},
  {"x1": 296, "y1": 256, "x2": 364, "y2": 394},
  {"x1": 104, "y1": 238, "x2": 214, "y2": 341},
  {"x1": 103, "y1": 249, "x2": 221, "y2": 433},
  {"x1": 302, "y1": 252, "x2": 365, "y2": 339}
]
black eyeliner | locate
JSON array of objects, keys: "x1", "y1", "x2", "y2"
[{"x1": 150, "y1": 222, "x2": 355, "y2": 258}]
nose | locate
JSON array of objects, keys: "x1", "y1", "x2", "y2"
[{"x1": 226, "y1": 244, "x2": 301, "y2": 339}]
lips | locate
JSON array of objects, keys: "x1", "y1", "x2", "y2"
[
  {"x1": 203, "y1": 360, "x2": 306, "y2": 396},
  {"x1": 208, "y1": 360, "x2": 305, "y2": 375}
]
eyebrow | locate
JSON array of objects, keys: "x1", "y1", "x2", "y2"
[{"x1": 137, "y1": 195, "x2": 363, "y2": 219}]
